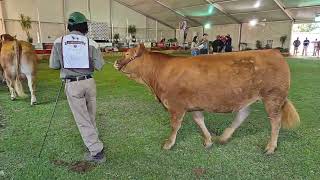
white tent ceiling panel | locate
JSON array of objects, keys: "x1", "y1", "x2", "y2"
[
  {"x1": 192, "y1": 15, "x2": 237, "y2": 25},
  {"x1": 112, "y1": 1, "x2": 147, "y2": 28},
  {"x1": 176, "y1": 4, "x2": 224, "y2": 17},
  {"x1": 132, "y1": 2, "x2": 169, "y2": 14},
  {"x1": 217, "y1": 0, "x2": 279, "y2": 14},
  {"x1": 288, "y1": 7, "x2": 320, "y2": 21},
  {"x1": 157, "y1": 0, "x2": 207, "y2": 9},
  {"x1": 114, "y1": 0, "x2": 320, "y2": 26},
  {"x1": 281, "y1": 0, "x2": 320, "y2": 8},
  {"x1": 233, "y1": 10, "x2": 289, "y2": 22},
  {"x1": 115, "y1": 0, "x2": 146, "y2": 6}
]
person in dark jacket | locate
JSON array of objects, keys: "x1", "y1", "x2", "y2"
[
  {"x1": 225, "y1": 34, "x2": 232, "y2": 52},
  {"x1": 212, "y1": 35, "x2": 224, "y2": 53}
]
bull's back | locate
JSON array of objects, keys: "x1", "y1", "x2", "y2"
[
  {"x1": 0, "y1": 41, "x2": 37, "y2": 72},
  {"x1": 158, "y1": 50, "x2": 290, "y2": 112}
]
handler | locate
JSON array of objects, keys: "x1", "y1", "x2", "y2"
[{"x1": 49, "y1": 12, "x2": 105, "y2": 163}]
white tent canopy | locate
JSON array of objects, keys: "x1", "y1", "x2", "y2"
[{"x1": 115, "y1": 0, "x2": 320, "y2": 28}]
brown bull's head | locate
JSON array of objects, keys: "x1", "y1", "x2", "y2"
[{"x1": 114, "y1": 43, "x2": 145, "y2": 75}]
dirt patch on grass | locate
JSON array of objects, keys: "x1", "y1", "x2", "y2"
[
  {"x1": 69, "y1": 161, "x2": 96, "y2": 173},
  {"x1": 193, "y1": 168, "x2": 206, "y2": 178},
  {"x1": 52, "y1": 159, "x2": 96, "y2": 174}
]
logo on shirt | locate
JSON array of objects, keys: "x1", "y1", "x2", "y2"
[{"x1": 64, "y1": 41, "x2": 86, "y2": 48}]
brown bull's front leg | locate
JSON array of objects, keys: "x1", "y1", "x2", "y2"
[{"x1": 163, "y1": 110, "x2": 185, "y2": 150}]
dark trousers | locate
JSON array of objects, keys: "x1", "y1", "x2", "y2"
[{"x1": 200, "y1": 49, "x2": 208, "y2": 54}]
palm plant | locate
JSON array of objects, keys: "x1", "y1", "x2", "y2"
[
  {"x1": 280, "y1": 35, "x2": 287, "y2": 48},
  {"x1": 128, "y1": 25, "x2": 137, "y2": 37},
  {"x1": 19, "y1": 14, "x2": 33, "y2": 43}
]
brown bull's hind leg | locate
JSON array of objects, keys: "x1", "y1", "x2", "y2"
[
  {"x1": 163, "y1": 110, "x2": 185, "y2": 150},
  {"x1": 26, "y1": 74, "x2": 37, "y2": 105},
  {"x1": 263, "y1": 95, "x2": 285, "y2": 155},
  {"x1": 4, "y1": 72, "x2": 16, "y2": 100},
  {"x1": 192, "y1": 111, "x2": 212, "y2": 148},
  {"x1": 219, "y1": 106, "x2": 251, "y2": 144}
]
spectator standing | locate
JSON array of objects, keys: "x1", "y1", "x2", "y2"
[
  {"x1": 302, "y1": 38, "x2": 310, "y2": 56},
  {"x1": 225, "y1": 34, "x2": 232, "y2": 52},
  {"x1": 317, "y1": 40, "x2": 320, "y2": 58},
  {"x1": 212, "y1": 35, "x2": 220, "y2": 53},
  {"x1": 312, "y1": 39, "x2": 318, "y2": 56},
  {"x1": 293, "y1": 37, "x2": 301, "y2": 56}
]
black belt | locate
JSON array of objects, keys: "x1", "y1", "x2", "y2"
[{"x1": 66, "y1": 75, "x2": 92, "y2": 82}]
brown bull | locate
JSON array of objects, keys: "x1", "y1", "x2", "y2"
[
  {"x1": 0, "y1": 34, "x2": 37, "y2": 105},
  {"x1": 114, "y1": 44, "x2": 300, "y2": 154}
]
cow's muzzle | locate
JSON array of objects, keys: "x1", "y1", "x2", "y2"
[{"x1": 114, "y1": 57, "x2": 136, "y2": 71}]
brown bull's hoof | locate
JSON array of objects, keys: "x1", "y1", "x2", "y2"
[
  {"x1": 204, "y1": 142, "x2": 213, "y2": 149},
  {"x1": 31, "y1": 102, "x2": 37, "y2": 106},
  {"x1": 264, "y1": 143, "x2": 277, "y2": 155},
  {"x1": 163, "y1": 140, "x2": 174, "y2": 150}
]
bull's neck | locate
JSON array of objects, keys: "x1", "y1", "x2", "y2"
[{"x1": 139, "y1": 52, "x2": 170, "y2": 96}]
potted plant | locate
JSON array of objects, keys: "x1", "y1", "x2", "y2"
[
  {"x1": 256, "y1": 40, "x2": 262, "y2": 49},
  {"x1": 280, "y1": 35, "x2": 287, "y2": 48},
  {"x1": 113, "y1": 33, "x2": 120, "y2": 44},
  {"x1": 19, "y1": 14, "x2": 33, "y2": 43},
  {"x1": 128, "y1": 25, "x2": 137, "y2": 38}
]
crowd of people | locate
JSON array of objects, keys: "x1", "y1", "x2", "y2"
[
  {"x1": 191, "y1": 34, "x2": 232, "y2": 56},
  {"x1": 293, "y1": 37, "x2": 320, "y2": 57}
]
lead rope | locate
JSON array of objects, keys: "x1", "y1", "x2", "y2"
[{"x1": 38, "y1": 80, "x2": 65, "y2": 158}]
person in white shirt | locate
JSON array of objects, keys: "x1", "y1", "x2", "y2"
[{"x1": 313, "y1": 39, "x2": 318, "y2": 56}]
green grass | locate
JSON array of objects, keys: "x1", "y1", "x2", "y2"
[{"x1": 0, "y1": 56, "x2": 320, "y2": 179}]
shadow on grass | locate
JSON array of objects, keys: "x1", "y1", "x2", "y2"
[{"x1": 51, "y1": 159, "x2": 96, "y2": 174}]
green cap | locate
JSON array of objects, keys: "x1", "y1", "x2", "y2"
[{"x1": 68, "y1": 12, "x2": 87, "y2": 25}]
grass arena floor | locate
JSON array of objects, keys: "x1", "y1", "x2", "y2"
[{"x1": 0, "y1": 55, "x2": 320, "y2": 179}]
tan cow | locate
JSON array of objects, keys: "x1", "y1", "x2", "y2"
[
  {"x1": 0, "y1": 35, "x2": 37, "y2": 105},
  {"x1": 114, "y1": 44, "x2": 300, "y2": 154}
]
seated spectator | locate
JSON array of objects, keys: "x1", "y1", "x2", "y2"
[
  {"x1": 199, "y1": 33, "x2": 209, "y2": 54},
  {"x1": 191, "y1": 36, "x2": 200, "y2": 56}
]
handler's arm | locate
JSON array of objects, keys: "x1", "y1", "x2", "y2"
[
  {"x1": 93, "y1": 47, "x2": 105, "y2": 71},
  {"x1": 49, "y1": 43, "x2": 61, "y2": 70}
]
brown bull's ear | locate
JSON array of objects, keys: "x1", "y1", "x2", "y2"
[{"x1": 134, "y1": 43, "x2": 145, "y2": 57}]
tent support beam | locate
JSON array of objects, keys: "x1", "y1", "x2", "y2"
[
  {"x1": 272, "y1": 0, "x2": 294, "y2": 21},
  {"x1": 238, "y1": 23, "x2": 242, "y2": 51}
]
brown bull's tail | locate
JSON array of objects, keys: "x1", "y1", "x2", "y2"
[
  {"x1": 281, "y1": 99, "x2": 300, "y2": 129},
  {"x1": 13, "y1": 40, "x2": 26, "y2": 98}
]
